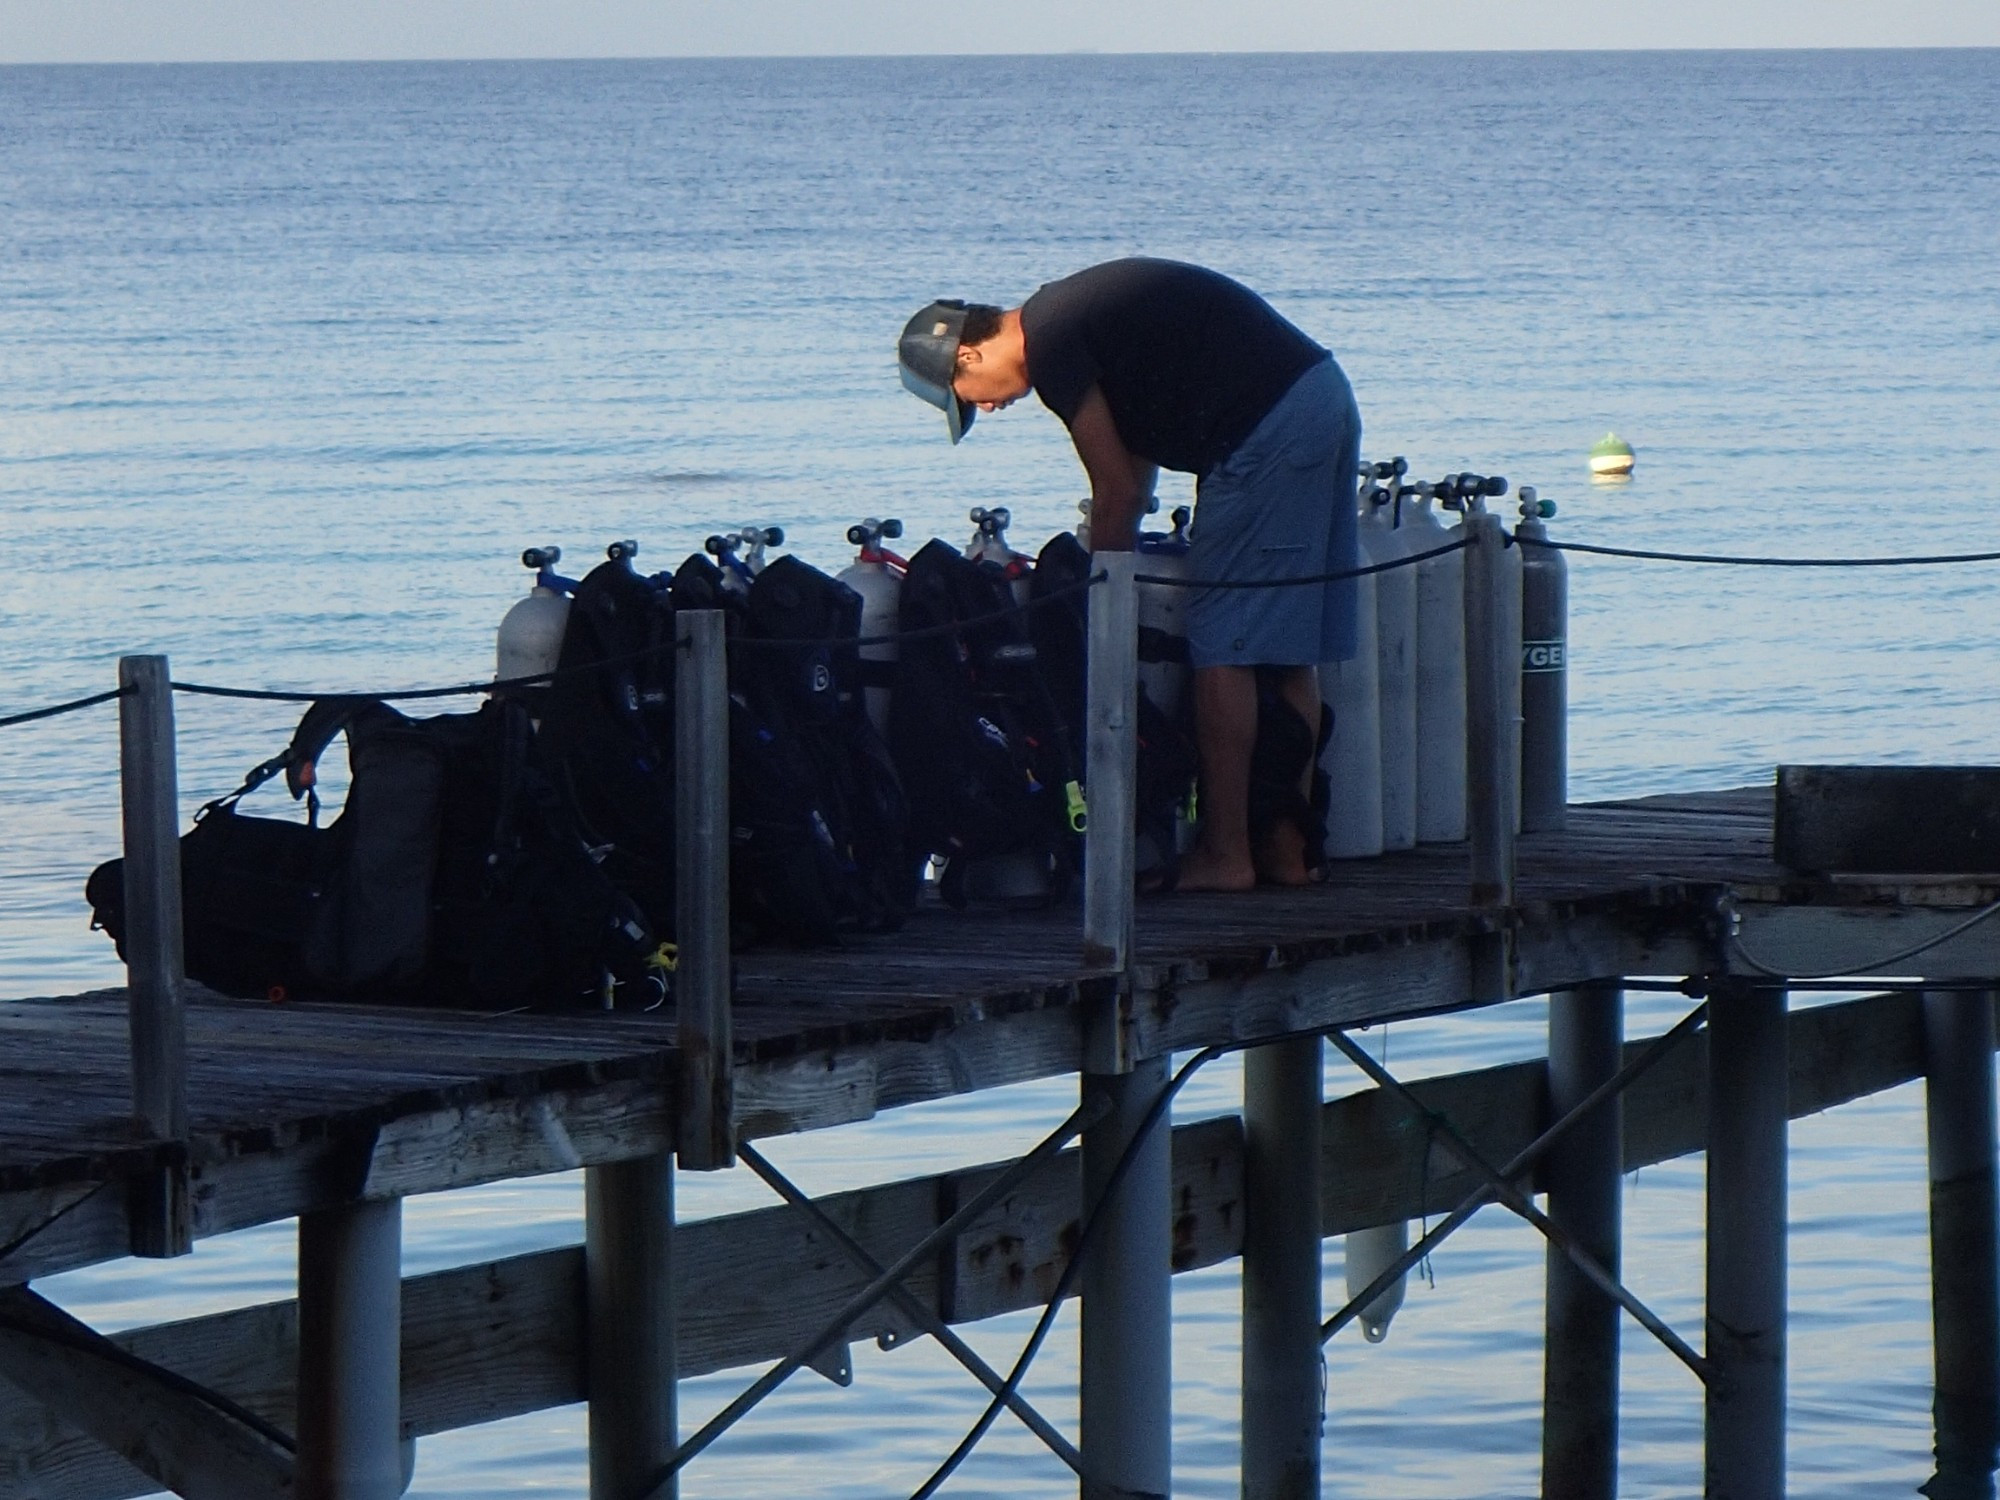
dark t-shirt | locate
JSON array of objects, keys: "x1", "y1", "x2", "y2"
[{"x1": 1021, "y1": 258, "x2": 1328, "y2": 476}]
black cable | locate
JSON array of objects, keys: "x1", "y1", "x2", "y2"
[
  {"x1": 0, "y1": 687, "x2": 130, "y2": 731},
  {"x1": 1517, "y1": 536, "x2": 2000, "y2": 568},
  {"x1": 904, "y1": 1043, "x2": 1224, "y2": 1500},
  {"x1": 1134, "y1": 535, "x2": 1468, "y2": 590}
]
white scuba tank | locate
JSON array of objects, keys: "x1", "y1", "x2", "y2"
[
  {"x1": 1407, "y1": 486, "x2": 1468, "y2": 843},
  {"x1": 835, "y1": 517, "x2": 906, "y2": 742},
  {"x1": 1345, "y1": 1220, "x2": 1410, "y2": 1343},
  {"x1": 1134, "y1": 505, "x2": 1193, "y2": 719},
  {"x1": 966, "y1": 506, "x2": 1033, "y2": 603},
  {"x1": 1320, "y1": 508, "x2": 1385, "y2": 860},
  {"x1": 1366, "y1": 487, "x2": 1420, "y2": 852},
  {"x1": 706, "y1": 524, "x2": 784, "y2": 595},
  {"x1": 496, "y1": 545, "x2": 572, "y2": 686}
]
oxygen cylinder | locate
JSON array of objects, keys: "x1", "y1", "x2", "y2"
[
  {"x1": 1407, "y1": 487, "x2": 1468, "y2": 843},
  {"x1": 1320, "y1": 518, "x2": 1385, "y2": 860},
  {"x1": 496, "y1": 545, "x2": 573, "y2": 687},
  {"x1": 1472, "y1": 480, "x2": 1524, "y2": 835},
  {"x1": 1345, "y1": 1221, "x2": 1410, "y2": 1343},
  {"x1": 1135, "y1": 505, "x2": 1192, "y2": 719},
  {"x1": 1074, "y1": 498, "x2": 1092, "y2": 553},
  {"x1": 1364, "y1": 486, "x2": 1420, "y2": 852},
  {"x1": 706, "y1": 525, "x2": 783, "y2": 595},
  {"x1": 1516, "y1": 487, "x2": 1567, "y2": 832},
  {"x1": 836, "y1": 518, "x2": 906, "y2": 742},
  {"x1": 966, "y1": 506, "x2": 1033, "y2": 603}
]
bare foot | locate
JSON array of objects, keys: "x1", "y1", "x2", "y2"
[
  {"x1": 1255, "y1": 820, "x2": 1318, "y2": 887},
  {"x1": 1173, "y1": 847, "x2": 1258, "y2": 893}
]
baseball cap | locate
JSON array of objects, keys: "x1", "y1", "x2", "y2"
[{"x1": 898, "y1": 299, "x2": 976, "y2": 444}]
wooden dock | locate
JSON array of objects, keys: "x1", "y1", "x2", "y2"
[{"x1": 4, "y1": 557, "x2": 1999, "y2": 1500}]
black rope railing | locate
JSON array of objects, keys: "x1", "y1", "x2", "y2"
[{"x1": 8, "y1": 528, "x2": 2000, "y2": 734}]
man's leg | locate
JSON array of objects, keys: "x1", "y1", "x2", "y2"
[
  {"x1": 1254, "y1": 665, "x2": 1322, "y2": 887},
  {"x1": 1178, "y1": 663, "x2": 1259, "y2": 892}
]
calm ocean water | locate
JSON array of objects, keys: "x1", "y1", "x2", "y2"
[{"x1": 2, "y1": 48, "x2": 1998, "y2": 1497}]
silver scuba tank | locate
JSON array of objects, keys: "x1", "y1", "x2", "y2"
[
  {"x1": 1407, "y1": 483, "x2": 1468, "y2": 843},
  {"x1": 1516, "y1": 486, "x2": 1567, "y2": 832},
  {"x1": 1135, "y1": 504, "x2": 1193, "y2": 720},
  {"x1": 835, "y1": 517, "x2": 906, "y2": 743},
  {"x1": 966, "y1": 506, "x2": 1033, "y2": 604},
  {"x1": 1365, "y1": 468, "x2": 1420, "y2": 853},
  {"x1": 496, "y1": 545, "x2": 573, "y2": 688},
  {"x1": 1462, "y1": 477, "x2": 1522, "y2": 834},
  {"x1": 1320, "y1": 483, "x2": 1385, "y2": 861},
  {"x1": 706, "y1": 524, "x2": 784, "y2": 595}
]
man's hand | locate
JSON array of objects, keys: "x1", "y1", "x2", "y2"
[{"x1": 1068, "y1": 385, "x2": 1154, "y2": 552}]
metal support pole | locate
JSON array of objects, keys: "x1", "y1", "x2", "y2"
[
  {"x1": 1542, "y1": 985, "x2": 1624, "y2": 1500},
  {"x1": 1241, "y1": 1036, "x2": 1322, "y2": 1500},
  {"x1": 1083, "y1": 550, "x2": 1139, "y2": 980},
  {"x1": 588, "y1": 1154, "x2": 677, "y2": 1500},
  {"x1": 118, "y1": 654, "x2": 192, "y2": 1257},
  {"x1": 1462, "y1": 512, "x2": 1514, "y2": 909},
  {"x1": 1705, "y1": 983, "x2": 1787, "y2": 1500},
  {"x1": 1081, "y1": 1055, "x2": 1172, "y2": 1500},
  {"x1": 1924, "y1": 989, "x2": 2000, "y2": 1498},
  {"x1": 675, "y1": 610, "x2": 732, "y2": 1171},
  {"x1": 298, "y1": 1197, "x2": 404, "y2": 1500}
]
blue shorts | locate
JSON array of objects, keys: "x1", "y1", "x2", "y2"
[{"x1": 1185, "y1": 357, "x2": 1361, "y2": 669}]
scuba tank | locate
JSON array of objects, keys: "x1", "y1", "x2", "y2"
[
  {"x1": 496, "y1": 545, "x2": 577, "y2": 690},
  {"x1": 1319, "y1": 484, "x2": 1385, "y2": 861},
  {"x1": 706, "y1": 524, "x2": 784, "y2": 595},
  {"x1": 1516, "y1": 486, "x2": 1567, "y2": 832},
  {"x1": 1457, "y1": 475, "x2": 1521, "y2": 834},
  {"x1": 1406, "y1": 482, "x2": 1468, "y2": 844},
  {"x1": 1345, "y1": 1220, "x2": 1410, "y2": 1343},
  {"x1": 1074, "y1": 498, "x2": 1092, "y2": 553},
  {"x1": 1134, "y1": 503, "x2": 1193, "y2": 720},
  {"x1": 966, "y1": 506, "x2": 1033, "y2": 604},
  {"x1": 1365, "y1": 460, "x2": 1420, "y2": 852},
  {"x1": 836, "y1": 517, "x2": 908, "y2": 743}
]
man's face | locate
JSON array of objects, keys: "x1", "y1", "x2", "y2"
[{"x1": 952, "y1": 342, "x2": 1031, "y2": 412}]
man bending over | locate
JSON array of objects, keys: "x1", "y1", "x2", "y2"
[{"x1": 897, "y1": 257, "x2": 1359, "y2": 891}]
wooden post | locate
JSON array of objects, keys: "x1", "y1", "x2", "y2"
[
  {"x1": 118, "y1": 654, "x2": 191, "y2": 1258},
  {"x1": 675, "y1": 610, "x2": 732, "y2": 1172},
  {"x1": 1083, "y1": 550, "x2": 1139, "y2": 978},
  {"x1": 1078, "y1": 550, "x2": 1170, "y2": 1499},
  {"x1": 1923, "y1": 989, "x2": 2000, "y2": 1495},
  {"x1": 297, "y1": 1198, "x2": 404, "y2": 1500},
  {"x1": 1541, "y1": 985, "x2": 1624, "y2": 1500},
  {"x1": 1462, "y1": 514, "x2": 1514, "y2": 909},
  {"x1": 1704, "y1": 982, "x2": 1787, "y2": 1500},
  {"x1": 587, "y1": 1154, "x2": 677, "y2": 1500},
  {"x1": 1241, "y1": 1036, "x2": 1323, "y2": 1500}
]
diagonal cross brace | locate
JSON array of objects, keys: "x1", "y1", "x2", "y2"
[
  {"x1": 739, "y1": 1142, "x2": 1086, "y2": 1477},
  {"x1": 1326, "y1": 1028, "x2": 1709, "y2": 1381},
  {"x1": 642, "y1": 1096, "x2": 1110, "y2": 1497},
  {"x1": 1322, "y1": 1002, "x2": 1710, "y2": 1352}
]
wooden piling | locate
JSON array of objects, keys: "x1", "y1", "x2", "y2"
[
  {"x1": 116, "y1": 654, "x2": 191, "y2": 1258},
  {"x1": 297, "y1": 1198, "x2": 405, "y2": 1500},
  {"x1": 674, "y1": 610, "x2": 732, "y2": 1172},
  {"x1": 1462, "y1": 513, "x2": 1514, "y2": 909},
  {"x1": 1704, "y1": 982, "x2": 1787, "y2": 1500},
  {"x1": 586, "y1": 1154, "x2": 677, "y2": 1500},
  {"x1": 1541, "y1": 985, "x2": 1624, "y2": 1500},
  {"x1": 1241, "y1": 1036, "x2": 1323, "y2": 1500},
  {"x1": 1923, "y1": 989, "x2": 2000, "y2": 1495},
  {"x1": 1080, "y1": 1056, "x2": 1173, "y2": 1500}
]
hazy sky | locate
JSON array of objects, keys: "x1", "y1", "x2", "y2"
[{"x1": 2, "y1": 0, "x2": 1996, "y2": 64}]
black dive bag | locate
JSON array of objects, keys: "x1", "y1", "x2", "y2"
[
  {"x1": 87, "y1": 696, "x2": 654, "y2": 1008},
  {"x1": 889, "y1": 539, "x2": 1085, "y2": 908}
]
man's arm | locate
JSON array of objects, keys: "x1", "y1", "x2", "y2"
[{"x1": 1067, "y1": 385, "x2": 1154, "y2": 553}]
